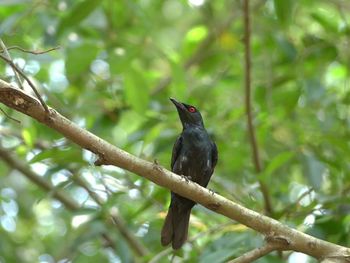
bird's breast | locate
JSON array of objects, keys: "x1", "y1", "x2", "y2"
[{"x1": 176, "y1": 142, "x2": 213, "y2": 186}]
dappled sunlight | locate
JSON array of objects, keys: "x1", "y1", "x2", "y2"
[{"x1": 0, "y1": 0, "x2": 349, "y2": 262}]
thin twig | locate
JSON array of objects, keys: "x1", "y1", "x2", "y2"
[
  {"x1": 228, "y1": 242, "x2": 282, "y2": 263},
  {"x1": 72, "y1": 173, "x2": 149, "y2": 257},
  {"x1": 0, "y1": 45, "x2": 60, "y2": 55},
  {"x1": 0, "y1": 145, "x2": 80, "y2": 210},
  {"x1": 0, "y1": 144, "x2": 147, "y2": 257},
  {"x1": 281, "y1": 187, "x2": 314, "y2": 217},
  {"x1": 0, "y1": 54, "x2": 49, "y2": 112},
  {"x1": 242, "y1": 0, "x2": 273, "y2": 215},
  {"x1": 0, "y1": 107, "x2": 21, "y2": 123},
  {"x1": 0, "y1": 145, "x2": 120, "y2": 252},
  {"x1": 149, "y1": 246, "x2": 173, "y2": 263},
  {"x1": 0, "y1": 39, "x2": 24, "y2": 89}
]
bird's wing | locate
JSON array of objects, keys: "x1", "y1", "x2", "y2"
[
  {"x1": 201, "y1": 141, "x2": 218, "y2": 188},
  {"x1": 211, "y1": 141, "x2": 218, "y2": 170},
  {"x1": 171, "y1": 135, "x2": 183, "y2": 171}
]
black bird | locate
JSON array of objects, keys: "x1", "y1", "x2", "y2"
[{"x1": 161, "y1": 98, "x2": 218, "y2": 250}]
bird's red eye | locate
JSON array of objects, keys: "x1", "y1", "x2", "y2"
[{"x1": 188, "y1": 106, "x2": 196, "y2": 113}]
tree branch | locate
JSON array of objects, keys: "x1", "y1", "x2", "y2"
[
  {"x1": 0, "y1": 80, "x2": 349, "y2": 261},
  {"x1": 228, "y1": 242, "x2": 283, "y2": 263},
  {"x1": 0, "y1": 54, "x2": 49, "y2": 112},
  {"x1": 0, "y1": 106, "x2": 21, "y2": 123},
  {"x1": 150, "y1": 222, "x2": 233, "y2": 262},
  {"x1": 242, "y1": 0, "x2": 273, "y2": 216},
  {"x1": 0, "y1": 39, "x2": 24, "y2": 89},
  {"x1": 0, "y1": 144, "x2": 148, "y2": 257},
  {"x1": 280, "y1": 187, "x2": 314, "y2": 217},
  {"x1": 0, "y1": 145, "x2": 80, "y2": 210},
  {"x1": 72, "y1": 173, "x2": 149, "y2": 256},
  {"x1": 0, "y1": 45, "x2": 60, "y2": 55}
]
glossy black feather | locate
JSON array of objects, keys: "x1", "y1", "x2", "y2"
[
  {"x1": 161, "y1": 98, "x2": 218, "y2": 250},
  {"x1": 171, "y1": 135, "x2": 182, "y2": 170}
]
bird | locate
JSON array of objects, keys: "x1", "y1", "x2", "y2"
[{"x1": 161, "y1": 97, "x2": 218, "y2": 250}]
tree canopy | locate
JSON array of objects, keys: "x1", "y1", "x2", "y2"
[{"x1": 0, "y1": 0, "x2": 349, "y2": 262}]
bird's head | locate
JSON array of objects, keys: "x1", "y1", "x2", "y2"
[{"x1": 170, "y1": 98, "x2": 204, "y2": 128}]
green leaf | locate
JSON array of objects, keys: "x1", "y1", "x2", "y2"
[
  {"x1": 21, "y1": 128, "x2": 35, "y2": 148},
  {"x1": 115, "y1": 234, "x2": 132, "y2": 263},
  {"x1": 343, "y1": 92, "x2": 350, "y2": 104},
  {"x1": 124, "y1": 68, "x2": 149, "y2": 114},
  {"x1": 56, "y1": 0, "x2": 101, "y2": 36},
  {"x1": 264, "y1": 152, "x2": 294, "y2": 176},
  {"x1": 302, "y1": 153, "x2": 326, "y2": 190},
  {"x1": 311, "y1": 13, "x2": 338, "y2": 33},
  {"x1": 185, "y1": 25, "x2": 208, "y2": 43},
  {"x1": 199, "y1": 248, "x2": 236, "y2": 263},
  {"x1": 273, "y1": 0, "x2": 294, "y2": 26},
  {"x1": 170, "y1": 60, "x2": 186, "y2": 99},
  {"x1": 200, "y1": 233, "x2": 250, "y2": 263},
  {"x1": 276, "y1": 36, "x2": 297, "y2": 61},
  {"x1": 0, "y1": 13, "x2": 21, "y2": 34},
  {"x1": 66, "y1": 42, "x2": 99, "y2": 79},
  {"x1": 303, "y1": 79, "x2": 325, "y2": 103},
  {"x1": 29, "y1": 147, "x2": 84, "y2": 164}
]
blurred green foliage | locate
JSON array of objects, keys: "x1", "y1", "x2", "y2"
[{"x1": 0, "y1": 0, "x2": 349, "y2": 262}]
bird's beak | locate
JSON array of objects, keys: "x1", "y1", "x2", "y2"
[
  {"x1": 170, "y1": 97, "x2": 200, "y2": 126},
  {"x1": 170, "y1": 97, "x2": 186, "y2": 111},
  {"x1": 170, "y1": 97, "x2": 194, "y2": 125}
]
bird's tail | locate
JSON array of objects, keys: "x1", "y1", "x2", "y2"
[{"x1": 161, "y1": 204, "x2": 191, "y2": 250}]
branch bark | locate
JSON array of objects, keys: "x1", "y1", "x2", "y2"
[
  {"x1": 228, "y1": 242, "x2": 282, "y2": 263},
  {"x1": 0, "y1": 54, "x2": 49, "y2": 112},
  {"x1": 0, "y1": 80, "x2": 349, "y2": 261}
]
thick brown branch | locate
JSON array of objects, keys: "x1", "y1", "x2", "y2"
[
  {"x1": 0, "y1": 54, "x2": 49, "y2": 112},
  {"x1": 0, "y1": 80, "x2": 349, "y2": 261},
  {"x1": 242, "y1": 0, "x2": 273, "y2": 216}
]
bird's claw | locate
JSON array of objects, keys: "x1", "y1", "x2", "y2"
[
  {"x1": 208, "y1": 189, "x2": 216, "y2": 195},
  {"x1": 153, "y1": 159, "x2": 162, "y2": 172},
  {"x1": 180, "y1": 174, "x2": 192, "y2": 183}
]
